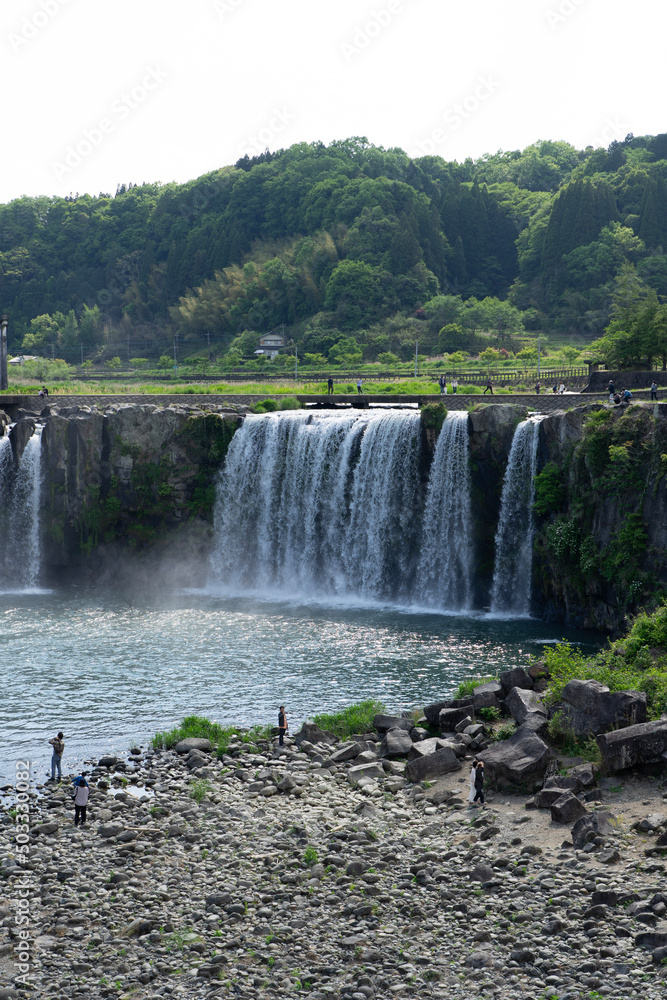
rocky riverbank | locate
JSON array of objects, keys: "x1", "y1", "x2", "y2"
[{"x1": 2, "y1": 703, "x2": 667, "y2": 1000}]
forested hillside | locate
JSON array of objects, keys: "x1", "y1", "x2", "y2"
[{"x1": 2, "y1": 133, "x2": 667, "y2": 366}]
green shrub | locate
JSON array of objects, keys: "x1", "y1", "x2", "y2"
[
  {"x1": 312, "y1": 700, "x2": 385, "y2": 740},
  {"x1": 152, "y1": 715, "x2": 271, "y2": 755},
  {"x1": 492, "y1": 722, "x2": 515, "y2": 741},
  {"x1": 533, "y1": 462, "x2": 566, "y2": 517},
  {"x1": 190, "y1": 779, "x2": 211, "y2": 803},
  {"x1": 303, "y1": 845, "x2": 318, "y2": 866},
  {"x1": 478, "y1": 706, "x2": 500, "y2": 722},
  {"x1": 420, "y1": 402, "x2": 448, "y2": 431},
  {"x1": 624, "y1": 599, "x2": 667, "y2": 660},
  {"x1": 454, "y1": 675, "x2": 496, "y2": 699},
  {"x1": 277, "y1": 396, "x2": 301, "y2": 410}
]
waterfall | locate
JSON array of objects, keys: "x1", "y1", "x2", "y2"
[
  {"x1": 0, "y1": 426, "x2": 43, "y2": 589},
  {"x1": 489, "y1": 416, "x2": 543, "y2": 615},
  {"x1": 415, "y1": 410, "x2": 473, "y2": 611},
  {"x1": 211, "y1": 409, "x2": 424, "y2": 603}
]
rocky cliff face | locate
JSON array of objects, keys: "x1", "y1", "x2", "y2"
[
  {"x1": 534, "y1": 402, "x2": 667, "y2": 632},
  {"x1": 35, "y1": 401, "x2": 243, "y2": 587}
]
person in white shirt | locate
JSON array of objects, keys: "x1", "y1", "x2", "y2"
[{"x1": 73, "y1": 773, "x2": 90, "y2": 827}]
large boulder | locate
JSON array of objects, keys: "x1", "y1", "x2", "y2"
[
  {"x1": 550, "y1": 792, "x2": 588, "y2": 824},
  {"x1": 439, "y1": 706, "x2": 474, "y2": 733},
  {"x1": 499, "y1": 667, "x2": 533, "y2": 699},
  {"x1": 479, "y1": 723, "x2": 550, "y2": 791},
  {"x1": 174, "y1": 737, "x2": 211, "y2": 754},
  {"x1": 405, "y1": 746, "x2": 462, "y2": 783},
  {"x1": 373, "y1": 714, "x2": 414, "y2": 734},
  {"x1": 293, "y1": 722, "x2": 336, "y2": 746},
  {"x1": 473, "y1": 682, "x2": 502, "y2": 712},
  {"x1": 379, "y1": 728, "x2": 417, "y2": 758},
  {"x1": 571, "y1": 810, "x2": 621, "y2": 848},
  {"x1": 407, "y1": 737, "x2": 450, "y2": 760},
  {"x1": 597, "y1": 719, "x2": 667, "y2": 773},
  {"x1": 423, "y1": 701, "x2": 453, "y2": 726},
  {"x1": 505, "y1": 687, "x2": 546, "y2": 726},
  {"x1": 560, "y1": 679, "x2": 647, "y2": 738}
]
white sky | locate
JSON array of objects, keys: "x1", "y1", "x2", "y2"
[{"x1": 0, "y1": 0, "x2": 663, "y2": 204}]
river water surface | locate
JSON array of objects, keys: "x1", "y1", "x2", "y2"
[{"x1": 1, "y1": 587, "x2": 601, "y2": 784}]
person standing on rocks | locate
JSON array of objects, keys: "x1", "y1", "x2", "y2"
[
  {"x1": 468, "y1": 758, "x2": 479, "y2": 805},
  {"x1": 72, "y1": 772, "x2": 90, "y2": 827},
  {"x1": 48, "y1": 731, "x2": 65, "y2": 781},
  {"x1": 278, "y1": 705, "x2": 288, "y2": 746},
  {"x1": 472, "y1": 760, "x2": 485, "y2": 808}
]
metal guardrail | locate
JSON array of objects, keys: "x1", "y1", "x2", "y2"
[{"x1": 69, "y1": 366, "x2": 590, "y2": 383}]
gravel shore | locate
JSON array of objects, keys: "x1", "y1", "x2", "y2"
[{"x1": 1, "y1": 731, "x2": 667, "y2": 1000}]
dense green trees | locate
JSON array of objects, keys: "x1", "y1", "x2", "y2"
[{"x1": 2, "y1": 133, "x2": 667, "y2": 363}]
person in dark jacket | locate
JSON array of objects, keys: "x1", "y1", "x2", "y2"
[
  {"x1": 473, "y1": 761, "x2": 485, "y2": 807},
  {"x1": 278, "y1": 706, "x2": 288, "y2": 746}
]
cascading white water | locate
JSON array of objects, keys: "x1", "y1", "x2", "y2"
[
  {"x1": 415, "y1": 410, "x2": 473, "y2": 611},
  {"x1": 211, "y1": 409, "x2": 424, "y2": 603},
  {"x1": 0, "y1": 426, "x2": 43, "y2": 589},
  {"x1": 489, "y1": 416, "x2": 543, "y2": 615}
]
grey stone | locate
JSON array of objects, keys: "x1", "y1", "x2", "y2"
[
  {"x1": 439, "y1": 706, "x2": 474, "y2": 732},
  {"x1": 405, "y1": 746, "x2": 462, "y2": 783},
  {"x1": 505, "y1": 686, "x2": 546, "y2": 725},
  {"x1": 560, "y1": 678, "x2": 647, "y2": 738},
  {"x1": 479, "y1": 723, "x2": 550, "y2": 791},
  {"x1": 326, "y1": 742, "x2": 361, "y2": 763},
  {"x1": 347, "y1": 762, "x2": 384, "y2": 785},
  {"x1": 550, "y1": 792, "x2": 587, "y2": 824},
  {"x1": 407, "y1": 736, "x2": 449, "y2": 760},
  {"x1": 635, "y1": 928, "x2": 667, "y2": 950},
  {"x1": 380, "y1": 727, "x2": 414, "y2": 757},
  {"x1": 534, "y1": 787, "x2": 570, "y2": 809},
  {"x1": 373, "y1": 714, "x2": 414, "y2": 733},
  {"x1": 423, "y1": 700, "x2": 453, "y2": 726},
  {"x1": 293, "y1": 722, "x2": 336, "y2": 746},
  {"x1": 571, "y1": 810, "x2": 620, "y2": 849},
  {"x1": 31, "y1": 821, "x2": 59, "y2": 836},
  {"x1": 597, "y1": 719, "x2": 667, "y2": 772},
  {"x1": 499, "y1": 667, "x2": 533, "y2": 698},
  {"x1": 174, "y1": 737, "x2": 211, "y2": 755},
  {"x1": 473, "y1": 681, "x2": 502, "y2": 711}
]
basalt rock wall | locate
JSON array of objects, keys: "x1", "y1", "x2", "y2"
[
  {"x1": 37, "y1": 401, "x2": 243, "y2": 587},
  {"x1": 534, "y1": 402, "x2": 667, "y2": 632}
]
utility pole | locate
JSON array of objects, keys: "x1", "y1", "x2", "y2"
[
  {"x1": 80, "y1": 342, "x2": 84, "y2": 365},
  {"x1": 0, "y1": 315, "x2": 8, "y2": 391},
  {"x1": 206, "y1": 330, "x2": 211, "y2": 363},
  {"x1": 173, "y1": 335, "x2": 177, "y2": 370},
  {"x1": 127, "y1": 334, "x2": 130, "y2": 363},
  {"x1": 294, "y1": 344, "x2": 298, "y2": 382},
  {"x1": 537, "y1": 333, "x2": 541, "y2": 377},
  {"x1": 414, "y1": 341, "x2": 418, "y2": 378}
]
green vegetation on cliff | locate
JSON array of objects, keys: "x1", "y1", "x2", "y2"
[{"x1": 534, "y1": 404, "x2": 667, "y2": 623}]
